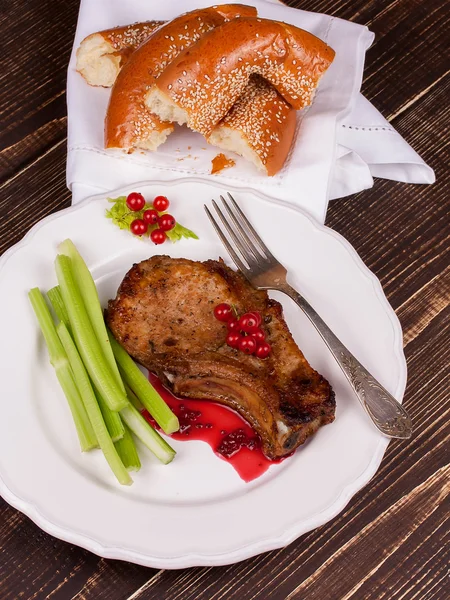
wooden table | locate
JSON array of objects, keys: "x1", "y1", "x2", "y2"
[{"x1": 1, "y1": 1, "x2": 449, "y2": 598}]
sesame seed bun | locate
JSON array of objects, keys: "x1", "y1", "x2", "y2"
[
  {"x1": 104, "y1": 5, "x2": 257, "y2": 151},
  {"x1": 146, "y1": 17, "x2": 335, "y2": 137}
]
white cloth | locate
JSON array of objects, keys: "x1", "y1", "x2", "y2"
[
  {"x1": 67, "y1": 0, "x2": 434, "y2": 223},
  {"x1": 331, "y1": 93, "x2": 434, "y2": 199}
]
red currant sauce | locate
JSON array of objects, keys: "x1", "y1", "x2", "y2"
[{"x1": 144, "y1": 374, "x2": 284, "y2": 482}]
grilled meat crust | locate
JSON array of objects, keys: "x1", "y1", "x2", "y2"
[{"x1": 106, "y1": 256, "x2": 335, "y2": 458}]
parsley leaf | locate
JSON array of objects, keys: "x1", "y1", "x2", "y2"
[
  {"x1": 166, "y1": 222, "x2": 199, "y2": 242},
  {"x1": 105, "y1": 196, "x2": 143, "y2": 231}
]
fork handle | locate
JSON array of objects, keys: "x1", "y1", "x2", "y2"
[{"x1": 280, "y1": 283, "x2": 412, "y2": 439}]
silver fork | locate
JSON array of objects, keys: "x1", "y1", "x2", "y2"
[{"x1": 205, "y1": 193, "x2": 412, "y2": 439}]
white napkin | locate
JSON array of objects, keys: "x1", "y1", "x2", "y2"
[
  {"x1": 67, "y1": 0, "x2": 434, "y2": 223},
  {"x1": 330, "y1": 93, "x2": 435, "y2": 199}
]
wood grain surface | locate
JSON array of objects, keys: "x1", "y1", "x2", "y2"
[{"x1": 1, "y1": 1, "x2": 449, "y2": 599}]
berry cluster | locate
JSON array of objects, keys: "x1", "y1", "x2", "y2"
[
  {"x1": 214, "y1": 303, "x2": 271, "y2": 359},
  {"x1": 127, "y1": 193, "x2": 176, "y2": 245}
]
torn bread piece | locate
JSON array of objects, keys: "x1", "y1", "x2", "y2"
[
  {"x1": 76, "y1": 21, "x2": 163, "y2": 87},
  {"x1": 208, "y1": 76, "x2": 297, "y2": 176}
]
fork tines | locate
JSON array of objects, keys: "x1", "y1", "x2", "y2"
[{"x1": 204, "y1": 193, "x2": 276, "y2": 274}]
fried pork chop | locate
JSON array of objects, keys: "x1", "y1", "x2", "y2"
[{"x1": 106, "y1": 256, "x2": 335, "y2": 459}]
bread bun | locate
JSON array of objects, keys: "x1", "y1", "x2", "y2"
[
  {"x1": 77, "y1": 16, "x2": 294, "y2": 175},
  {"x1": 76, "y1": 22, "x2": 163, "y2": 87},
  {"x1": 146, "y1": 17, "x2": 334, "y2": 136},
  {"x1": 207, "y1": 76, "x2": 296, "y2": 176},
  {"x1": 105, "y1": 5, "x2": 257, "y2": 152}
]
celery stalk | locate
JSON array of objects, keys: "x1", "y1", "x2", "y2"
[
  {"x1": 57, "y1": 322, "x2": 132, "y2": 485},
  {"x1": 96, "y1": 389, "x2": 124, "y2": 442},
  {"x1": 58, "y1": 239, "x2": 125, "y2": 393},
  {"x1": 28, "y1": 288, "x2": 97, "y2": 452},
  {"x1": 115, "y1": 422, "x2": 141, "y2": 471},
  {"x1": 55, "y1": 255, "x2": 127, "y2": 412},
  {"x1": 124, "y1": 380, "x2": 144, "y2": 412},
  {"x1": 47, "y1": 282, "x2": 124, "y2": 441},
  {"x1": 108, "y1": 331, "x2": 179, "y2": 434},
  {"x1": 120, "y1": 404, "x2": 176, "y2": 465},
  {"x1": 47, "y1": 286, "x2": 70, "y2": 330}
]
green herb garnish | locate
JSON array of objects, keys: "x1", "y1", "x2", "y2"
[{"x1": 106, "y1": 196, "x2": 198, "y2": 242}]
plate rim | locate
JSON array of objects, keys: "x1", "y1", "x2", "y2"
[{"x1": 0, "y1": 177, "x2": 407, "y2": 568}]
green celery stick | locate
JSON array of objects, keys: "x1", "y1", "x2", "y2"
[
  {"x1": 115, "y1": 422, "x2": 141, "y2": 471},
  {"x1": 124, "y1": 380, "x2": 144, "y2": 412},
  {"x1": 58, "y1": 239, "x2": 125, "y2": 393},
  {"x1": 108, "y1": 330, "x2": 179, "y2": 434},
  {"x1": 120, "y1": 404, "x2": 175, "y2": 465},
  {"x1": 57, "y1": 322, "x2": 132, "y2": 485},
  {"x1": 47, "y1": 286, "x2": 70, "y2": 330},
  {"x1": 28, "y1": 288, "x2": 97, "y2": 452},
  {"x1": 55, "y1": 255, "x2": 127, "y2": 412},
  {"x1": 96, "y1": 389, "x2": 124, "y2": 442},
  {"x1": 48, "y1": 280, "x2": 124, "y2": 442}
]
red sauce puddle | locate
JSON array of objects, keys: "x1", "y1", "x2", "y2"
[{"x1": 143, "y1": 374, "x2": 284, "y2": 482}]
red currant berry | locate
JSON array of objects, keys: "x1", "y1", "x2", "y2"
[
  {"x1": 153, "y1": 195, "x2": 170, "y2": 212},
  {"x1": 214, "y1": 303, "x2": 232, "y2": 322},
  {"x1": 130, "y1": 219, "x2": 148, "y2": 236},
  {"x1": 250, "y1": 328, "x2": 266, "y2": 344},
  {"x1": 239, "y1": 336, "x2": 257, "y2": 355},
  {"x1": 150, "y1": 229, "x2": 167, "y2": 245},
  {"x1": 158, "y1": 214, "x2": 176, "y2": 231},
  {"x1": 247, "y1": 311, "x2": 262, "y2": 327},
  {"x1": 226, "y1": 332, "x2": 242, "y2": 349},
  {"x1": 238, "y1": 313, "x2": 260, "y2": 333},
  {"x1": 255, "y1": 341, "x2": 271, "y2": 359},
  {"x1": 126, "y1": 192, "x2": 145, "y2": 211},
  {"x1": 143, "y1": 209, "x2": 159, "y2": 225},
  {"x1": 227, "y1": 317, "x2": 239, "y2": 331}
]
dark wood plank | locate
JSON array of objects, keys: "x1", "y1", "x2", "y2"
[
  {"x1": 0, "y1": 110, "x2": 67, "y2": 184},
  {"x1": 1, "y1": 1, "x2": 77, "y2": 138},
  {"x1": 345, "y1": 499, "x2": 449, "y2": 600},
  {"x1": 362, "y1": 0, "x2": 449, "y2": 119},
  {"x1": 0, "y1": 500, "x2": 99, "y2": 600},
  {"x1": 0, "y1": 0, "x2": 76, "y2": 177},
  {"x1": 0, "y1": 1, "x2": 449, "y2": 600},
  {"x1": 0, "y1": 140, "x2": 70, "y2": 256},
  {"x1": 283, "y1": 466, "x2": 449, "y2": 600}
]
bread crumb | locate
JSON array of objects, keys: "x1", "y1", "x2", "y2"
[{"x1": 211, "y1": 153, "x2": 235, "y2": 174}]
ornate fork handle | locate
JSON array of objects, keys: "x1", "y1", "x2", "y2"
[{"x1": 280, "y1": 283, "x2": 412, "y2": 439}]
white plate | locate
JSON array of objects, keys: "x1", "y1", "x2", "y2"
[{"x1": 0, "y1": 178, "x2": 406, "y2": 568}]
